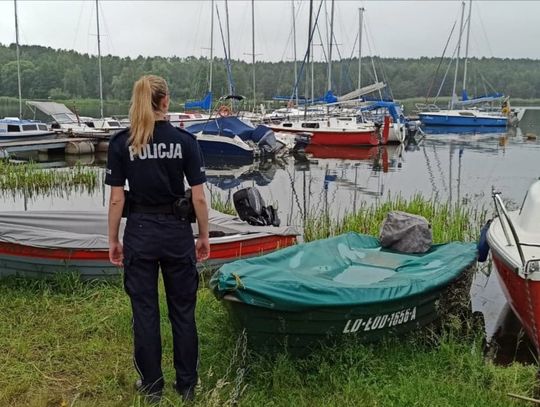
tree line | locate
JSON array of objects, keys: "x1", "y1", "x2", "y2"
[{"x1": 1, "y1": 43, "x2": 539, "y2": 105}]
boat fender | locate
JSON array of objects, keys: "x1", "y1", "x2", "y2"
[{"x1": 477, "y1": 219, "x2": 492, "y2": 263}]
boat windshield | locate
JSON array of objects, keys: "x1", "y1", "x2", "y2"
[{"x1": 52, "y1": 113, "x2": 80, "y2": 124}]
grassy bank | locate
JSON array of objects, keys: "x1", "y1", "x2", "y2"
[
  {"x1": 0, "y1": 196, "x2": 537, "y2": 406},
  {"x1": 0, "y1": 275, "x2": 536, "y2": 407}
]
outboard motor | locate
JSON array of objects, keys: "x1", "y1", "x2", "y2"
[
  {"x1": 233, "y1": 187, "x2": 280, "y2": 227},
  {"x1": 252, "y1": 125, "x2": 282, "y2": 154}
]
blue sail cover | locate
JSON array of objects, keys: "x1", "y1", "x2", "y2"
[
  {"x1": 186, "y1": 117, "x2": 254, "y2": 139},
  {"x1": 185, "y1": 117, "x2": 274, "y2": 143},
  {"x1": 272, "y1": 90, "x2": 338, "y2": 105},
  {"x1": 360, "y1": 101, "x2": 403, "y2": 122},
  {"x1": 185, "y1": 92, "x2": 213, "y2": 110}
]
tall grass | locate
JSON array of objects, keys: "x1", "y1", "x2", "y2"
[
  {"x1": 208, "y1": 187, "x2": 236, "y2": 215},
  {"x1": 303, "y1": 194, "x2": 487, "y2": 243},
  {"x1": 0, "y1": 273, "x2": 536, "y2": 407},
  {"x1": 0, "y1": 196, "x2": 535, "y2": 406},
  {"x1": 0, "y1": 160, "x2": 102, "y2": 198}
]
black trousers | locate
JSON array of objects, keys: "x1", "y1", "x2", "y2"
[{"x1": 123, "y1": 212, "x2": 198, "y2": 394}]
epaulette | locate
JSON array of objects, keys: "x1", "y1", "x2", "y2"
[{"x1": 174, "y1": 126, "x2": 197, "y2": 140}]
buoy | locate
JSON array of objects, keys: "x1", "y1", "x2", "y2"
[{"x1": 65, "y1": 141, "x2": 95, "y2": 155}]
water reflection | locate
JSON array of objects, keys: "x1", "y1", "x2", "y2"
[
  {"x1": 422, "y1": 125, "x2": 508, "y2": 136},
  {"x1": 205, "y1": 157, "x2": 282, "y2": 191},
  {"x1": 471, "y1": 270, "x2": 537, "y2": 365}
]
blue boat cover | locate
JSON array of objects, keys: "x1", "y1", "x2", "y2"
[
  {"x1": 185, "y1": 117, "x2": 273, "y2": 143},
  {"x1": 211, "y1": 232, "x2": 477, "y2": 311}
]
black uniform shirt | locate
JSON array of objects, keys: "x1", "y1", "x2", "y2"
[{"x1": 104, "y1": 121, "x2": 206, "y2": 206}]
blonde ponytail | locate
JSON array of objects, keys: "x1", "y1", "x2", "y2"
[{"x1": 128, "y1": 75, "x2": 169, "y2": 155}]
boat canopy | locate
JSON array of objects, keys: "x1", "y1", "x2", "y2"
[
  {"x1": 186, "y1": 117, "x2": 274, "y2": 143},
  {"x1": 360, "y1": 101, "x2": 404, "y2": 122},
  {"x1": 0, "y1": 209, "x2": 300, "y2": 250},
  {"x1": 26, "y1": 101, "x2": 74, "y2": 116},
  {"x1": 211, "y1": 232, "x2": 477, "y2": 311}
]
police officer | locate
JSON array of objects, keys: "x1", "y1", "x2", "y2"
[{"x1": 105, "y1": 75, "x2": 209, "y2": 403}]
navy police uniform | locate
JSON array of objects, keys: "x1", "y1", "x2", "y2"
[{"x1": 105, "y1": 120, "x2": 206, "y2": 395}]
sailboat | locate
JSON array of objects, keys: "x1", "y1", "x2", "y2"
[
  {"x1": 268, "y1": 4, "x2": 402, "y2": 146},
  {"x1": 1, "y1": 0, "x2": 55, "y2": 141},
  {"x1": 418, "y1": 1, "x2": 509, "y2": 128}
]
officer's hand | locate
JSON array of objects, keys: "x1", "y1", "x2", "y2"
[
  {"x1": 109, "y1": 241, "x2": 124, "y2": 266},
  {"x1": 196, "y1": 237, "x2": 210, "y2": 261}
]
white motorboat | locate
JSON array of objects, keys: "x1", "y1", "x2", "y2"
[{"x1": 0, "y1": 118, "x2": 55, "y2": 141}]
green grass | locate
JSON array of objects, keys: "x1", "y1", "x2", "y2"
[
  {"x1": 0, "y1": 196, "x2": 536, "y2": 406},
  {"x1": 303, "y1": 194, "x2": 487, "y2": 243},
  {"x1": 0, "y1": 160, "x2": 102, "y2": 198},
  {"x1": 208, "y1": 189, "x2": 236, "y2": 216},
  {"x1": 0, "y1": 274, "x2": 537, "y2": 407}
]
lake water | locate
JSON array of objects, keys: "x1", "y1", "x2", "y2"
[{"x1": 1, "y1": 118, "x2": 540, "y2": 363}]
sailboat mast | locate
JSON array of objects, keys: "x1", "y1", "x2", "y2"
[
  {"x1": 462, "y1": 0, "x2": 472, "y2": 99},
  {"x1": 14, "y1": 0, "x2": 22, "y2": 118},
  {"x1": 450, "y1": 1, "x2": 465, "y2": 110},
  {"x1": 251, "y1": 0, "x2": 256, "y2": 109},
  {"x1": 358, "y1": 7, "x2": 364, "y2": 91},
  {"x1": 292, "y1": 0, "x2": 298, "y2": 106},
  {"x1": 304, "y1": 0, "x2": 313, "y2": 119},
  {"x1": 95, "y1": 0, "x2": 104, "y2": 118},
  {"x1": 327, "y1": 0, "x2": 334, "y2": 91},
  {"x1": 224, "y1": 0, "x2": 232, "y2": 95},
  {"x1": 209, "y1": 0, "x2": 214, "y2": 96}
]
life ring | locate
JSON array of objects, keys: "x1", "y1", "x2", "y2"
[{"x1": 218, "y1": 105, "x2": 232, "y2": 117}]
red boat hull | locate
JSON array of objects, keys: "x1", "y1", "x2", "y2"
[
  {"x1": 0, "y1": 234, "x2": 297, "y2": 279},
  {"x1": 308, "y1": 130, "x2": 380, "y2": 146},
  {"x1": 492, "y1": 251, "x2": 540, "y2": 352},
  {"x1": 275, "y1": 127, "x2": 380, "y2": 146}
]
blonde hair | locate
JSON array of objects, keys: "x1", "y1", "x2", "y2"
[{"x1": 128, "y1": 75, "x2": 169, "y2": 155}]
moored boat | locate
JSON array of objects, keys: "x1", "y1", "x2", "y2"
[
  {"x1": 211, "y1": 232, "x2": 477, "y2": 354},
  {"x1": 268, "y1": 116, "x2": 383, "y2": 146},
  {"x1": 186, "y1": 116, "x2": 290, "y2": 158},
  {"x1": 0, "y1": 209, "x2": 300, "y2": 280},
  {"x1": 0, "y1": 118, "x2": 55, "y2": 141},
  {"x1": 486, "y1": 179, "x2": 540, "y2": 353},
  {"x1": 418, "y1": 109, "x2": 507, "y2": 127}
]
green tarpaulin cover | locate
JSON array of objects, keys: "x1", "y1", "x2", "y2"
[{"x1": 211, "y1": 232, "x2": 477, "y2": 311}]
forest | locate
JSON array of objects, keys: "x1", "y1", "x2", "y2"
[{"x1": 1, "y1": 43, "x2": 539, "y2": 104}]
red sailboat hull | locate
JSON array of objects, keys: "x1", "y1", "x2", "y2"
[{"x1": 492, "y1": 252, "x2": 540, "y2": 352}]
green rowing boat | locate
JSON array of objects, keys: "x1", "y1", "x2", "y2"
[{"x1": 211, "y1": 232, "x2": 477, "y2": 354}]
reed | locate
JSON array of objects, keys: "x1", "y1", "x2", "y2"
[
  {"x1": 0, "y1": 160, "x2": 102, "y2": 197},
  {"x1": 208, "y1": 188, "x2": 236, "y2": 216},
  {"x1": 303, "y1": 194, "x2": 487, "y2": 243}
]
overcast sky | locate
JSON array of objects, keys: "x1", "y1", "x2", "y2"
[{"x1": 1, "y1": 1, "x2": 539, "y2": 62}]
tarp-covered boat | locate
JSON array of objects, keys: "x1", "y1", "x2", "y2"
[
  {"x1": 211, "y1": 232, "x2": 477, "y2": 353},
  {"x1": 0, "y1": 209, "x2": 300, "y2": 279}
]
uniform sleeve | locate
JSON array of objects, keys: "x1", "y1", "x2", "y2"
[
  {"x1": 104, "y1": 138, "x2": 126, "y2": 186},
  {"x1": 183, "y1": 135, "x2": 207, "y2": 186}
]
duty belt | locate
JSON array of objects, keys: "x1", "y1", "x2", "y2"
[{"x1": 130, "y1": 202, "x2": 175, "y2": 214}]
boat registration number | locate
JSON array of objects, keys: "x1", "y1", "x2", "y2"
[{"x1": 343, "y1": 307, "x2": 417, "y2": 334}]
